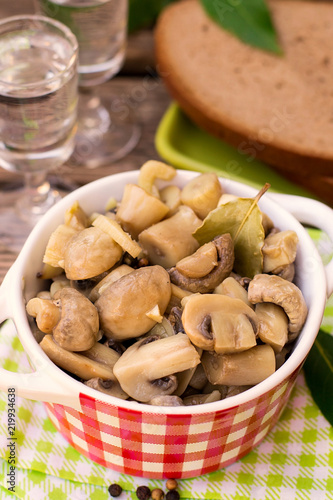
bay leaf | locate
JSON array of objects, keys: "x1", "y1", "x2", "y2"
[
  {"x1": 193, "y1": 198, "x2": 265, "y2": 278},
  {"x1": 199, "y1": 0, "x2": 282, "y2": 55},
  {"x1": 303, "y1": 329, "x2": 333, "y2": 427}
]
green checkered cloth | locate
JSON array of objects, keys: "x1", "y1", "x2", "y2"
[{"x1": 0, "y1": 231, "x2": 332, "y2": 500}]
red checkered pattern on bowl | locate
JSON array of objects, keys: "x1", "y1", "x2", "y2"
[{"x1": 45, "y1": 368, "x2": 299, "y2": 479}]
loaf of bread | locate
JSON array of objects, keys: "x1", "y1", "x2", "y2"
[{"x1": 155, "y1": 0, "x2": 333, "y2": 181}]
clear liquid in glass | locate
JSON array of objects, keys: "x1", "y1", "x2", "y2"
[
  {"x1": 0, "y1": 28, "x2": 78, "y2": 174},
  {"x1": 37, "y1": 0, "x2": 128, "y2": 86}
]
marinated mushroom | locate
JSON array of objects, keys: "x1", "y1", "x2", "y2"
[
  {"x1": 113, "y1": 334, "x2": 200, "y2": 402},
  {"x1": 247, "y1": 274, "x2": 308, "y2": 338},
  {"x1": 255, "y1": 303, "x2": 288, "y2": 353},
  {"x1": 180, "y1": 172, "x2": 222, "y2": 219},
  {"x1": 262, "y1": 230, "x2": 298, "y2": 273},
  {"x1": 183, "y1": 390, "x2": 221, "y2": 406},
  {"x1": 175, "y1": 241, "x2": 218, "y2": 278},
  {"x1": 43, "y1": 224, "x2": 78, "y2": 268},
  {"x1": 138, "y1": 205, "x2": 202, "y2": 268},
  {"x1": 182, "y1": 294, "x2": 258, "y2": 354},
  {"x1": 26, "y1": 297, "x2": 61, "y2": 334},
  {"x1": 168, "y1": 234, "x2": 234, "y2": 293},
  {"x1": 39, "y1": 335, "x2": 115, "y2": 380},
  {"x1": 88, "y1": 264, "x2": 133, "y2": 302},
  {"x1": 64, "y1": 226, "x2": 123, "y2": 280},
  {"x1": 202, "y1": 344, "x2": 276, "y2": 386},
  {"x1": 84, "y1": 377, "x2": 128, "y2": 400},
  {"x1": 148, "y1": 395, "x2": 184, "y2": 406},
  {"x1": 116, "y1": 183, "x2": 170, "y2": 239},
  {"x1": 26, "y1": 288, "x2": 100, "y2": 351},
  {"x1": 214, "y1": 276, "x2": 252, "y2": 308},
  {"x1": 52, "y1": 288, "x2": 99, "y2": 351},
  {"x1": 95, "y1": 266, "x2": 171, "y2": 340}
]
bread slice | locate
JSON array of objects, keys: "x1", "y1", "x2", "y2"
[{"x1": 155, "y1": 0, "x2": 333, "y2": 179}]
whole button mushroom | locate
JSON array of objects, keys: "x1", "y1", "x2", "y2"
[
  {"x1": 64, "y1": 226, "x2": 123, "y2": 280},
  {"x1": 95, "y1": 266, "x2": 172, "y2": 340},
  {"x1": 26, "y1": 287, "x2": 100, "y2": 351}
]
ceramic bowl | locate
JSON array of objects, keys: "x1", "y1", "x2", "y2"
[{"x1": 1, "y1": 170, "x2": 332, "y2": 479}]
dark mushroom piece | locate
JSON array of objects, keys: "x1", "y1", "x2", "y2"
[{"x1": 168, "y1": 234, "x2": 234, "y2": 293}]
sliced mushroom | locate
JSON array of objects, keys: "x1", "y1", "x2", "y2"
[
  {"x1": 64, "y1": 227, "x2": 123, "y2": 280},
  {"x1": 180, "y1": 172, "x2": 222, "y2": 219},
  {"x1": 89, "y1": 264, "x2": 133, "y2": 302},
  {"x1": 148, "y1": 395, "x2": 184, "y2": 406},
  {"x1": 95, "y1": 266, "x2": 171, "y2": 340},
  {"x1": 262, "y1": 230, "x2": 298, "y2": 274},
  {"x1": 202, "y1": 344, "x2": 276, "y2": 386},
  {"x1": 43, "y1": 224, "x2": 78, "y2": 268},
  {"x1": 214, "y1": 276, "x2": 252, "y2": 308},
  {"x1": 116, "y1": 183, "x2": 170, "y2": 239},
  {"x1": 247, "y1": 274, "x2": 308, "y2": 337},
  {"x1": 84, "y1": 377, "x2": 128, "y2": 400},
  {"x1": 168, "y1": 234, "x2": 234, "y2": 293},
  {"x1": 182, "y1": 294, "x2": 258, "y2": 354},
  {"x1": 113, "y1": 334, "x2": 200, "y2": 403},
  {"x1": 255, "y1": 303, "x2": 288, "y2": 353},
  {"x1": 175, "y1": 242, "x2": 218, "y2": 278},
  {"x1": 39, "y1": 335, "x2": 115, "y2": 380},
  {"x1": 138, "y1": 206, "x2": 202, "y2": 268},
  {"x1": 52, "y1": 288, "x2": 99, "y2": 351}
]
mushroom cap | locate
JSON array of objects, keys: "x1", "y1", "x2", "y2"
[
  {"x1": 169, "y1": 233, "x2": 234, "y2": 293},
  {"x1": 247, "y1": 274, "x2": 308, "y2": 335},
  {"x1": 95, "y1": 265, "x2": 172, "y2": 340},
  {"x1": 52, "y1": 288, "x2": 99, "y2": 351},
  {"x1": 182, "y1": 293, "x2": 258, "y2": 354},
  {"x1": 64, "y1": 227, "x2": 123, "y2": 280}
]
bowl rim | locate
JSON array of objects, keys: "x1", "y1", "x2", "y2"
[{"x1": 7, "y1": 169, "x2": 327, "y2": 415}]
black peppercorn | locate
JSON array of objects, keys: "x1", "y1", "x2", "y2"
[
  {"x1": 108, "y1": 483, "x2": 122, "y2": 497},
  {"x1": 136, "y1": 485, "x2": 151, "y2": 500},
  {"x1": 166, "y1": 491, "x2": 180, "y2": 500}
]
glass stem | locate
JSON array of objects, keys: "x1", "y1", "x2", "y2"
[{"x1": 24, "y1": 171, "x2": 51, "y2": 207}]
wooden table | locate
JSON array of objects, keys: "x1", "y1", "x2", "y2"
[
  {"x1": 1, "y1": 0, "x2": 332, "y2": 284},
  {"x1": 0, "y1": 0, "x2": 171, "y2": 284}
]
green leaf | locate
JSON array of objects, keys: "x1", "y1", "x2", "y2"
[
  {"x1": 128, "y1": 0, "x2": 177, "y2": 33},
  {"x1": 303, "y1": 329, "x2": 333, "y2": 427},
  {"x1": 193, "y1": 197, "x2": 265, "y2": 278},
  {"x1": 199, "y1": 0, "x2": 282, "y2": 54}
]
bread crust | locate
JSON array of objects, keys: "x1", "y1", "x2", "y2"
[{"x1": 155, "y1": 0, "x2": 333, "y2": 179}]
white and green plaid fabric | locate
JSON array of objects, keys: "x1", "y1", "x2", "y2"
[{"x1": 0, "y1": 231, "x2": 332, "y2": 500}]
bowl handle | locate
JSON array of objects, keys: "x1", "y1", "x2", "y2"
[
  {"x1": 0, "y1": 266, "x2": 82, "y2": 411},
  {"x1": 269, "y1": 193, "x2": 333, "y2": 297}
]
